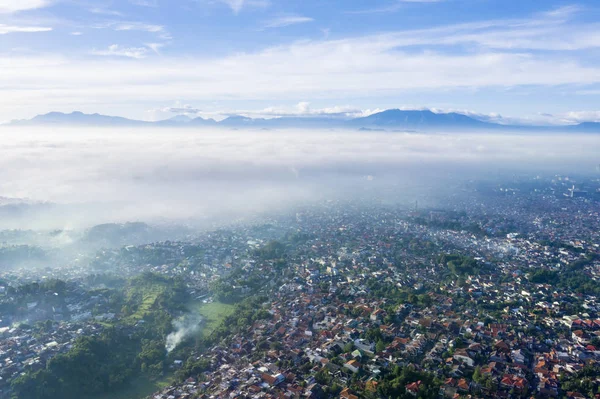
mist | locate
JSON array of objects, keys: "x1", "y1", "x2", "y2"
[
  {"x1": 165, "y1": 312, "x2": 204, "y2": 353},
  {"x1": 0, "y1": 127, "x2": 598, "y2": 230}
]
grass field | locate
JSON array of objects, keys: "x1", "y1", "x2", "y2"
[
  {"x1": 94, "y1": 374, "x2": 173, "y2": 399},
  {"x1": 123, "y1": 283, "x2": 166, "y2": 324},
  {"x1": 94, "y1": 298, "x2": 233, "y2": 399},
  {"x1": 188, "y1": 300, "x2": 236, "y2": 337}
]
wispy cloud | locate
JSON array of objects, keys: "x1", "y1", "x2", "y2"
[
  {"x1": 214, "y1": 0, "x2": 270, "y2": 14},
  {"x1": 93, "y1": 20, "x2": 171, "y2": 39},
  {"x1": 540, "y1": 5, "x2": 582, "y2": 19},
  {"x1": 129, "y1": 0, "x2": 158, "y2": 7},
  {"x1": 553, "y1": 110, "x2": 600, "y2": 124},
  {"x1": 91, "y1": 44, "x2": 148, "y2": 59},
  {"x1": 0, "y1": 24, "x2": 52, "y2": 34},
  {"x1": 0, "y1": 0, "x2": 51, "y2": 13},
  {"x1": 112, "y1": 22, "x2": 165, "y2": 33},
  {"x1": 219, "y1": 102, "x2": 370, "y2": 119},
  {"x1": 146, "y1": 42, "x2": 164, "y2": 55},
  {"x1": 3, "y1": 6, "x2": 600, "y2": 120},
  {"x1": 263, "y1": 15, "x2": 314, "y2": 29},
  {"x1": 161, "y1": 104, "x2": 202, "y2": 114},
  {"x1": 90, "y1": 7, "x2": 124, "y2": 17},
  {"x1": 446, "y1": 108, "x2": 600, "y2": 126},
  {"x1": 346, "y1": 0, "x2": 444, "y2": 14}
]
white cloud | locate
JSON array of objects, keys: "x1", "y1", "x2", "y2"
[
  {"x1": 263, "y1": 15, "x2": 314, "y2": 29},
  {"x1": 555, "y1": 111, "x2": 600, "y2": 124},
  {"x1": 3, "y1": 44, "x2": 600, "y2": 118},
  {"x1": 0, "y1": 128, "x2": 597, "y2": 229},
  {"x1": 0, "y1": 24, "x2": 51, "y2": 34},
  {"x1": 452, "y1": 109, "x2": 600, "y2": 126},
  {"x1": 540, "y1": 5, "x2": 582, "y2": 19},
  {"x1": 93, "y1": 20, "x2": 171, "y2": 40},
  {"x1": 214, "y1": 0, "x2": 270, "y2": 14},
  {"x1": 3, "y1": 6, "x2": 600, "y2": 120},
  {"x1": 91, "y1": 44, "x2": 148, "y2": 59},
  {"x1": 146, "y1": 103, "x2": 203, "y2": 121},
  {"x1": 112, "y1": 22, "x2": 165, "y2": 33},
  {"x1": 0, "y1": 0, "x2": 51, "y2": 13},
  {"x1": 90, "y1": 8, "x2": 124, "y2": 17},
  {"x1": 130, "y1": 0, "x2": 158, "y2": 7},
  {"x1": 222, "y1": 102, "x2": 372, "y2": 119},
  {"x1": 146, "y1": 42, "x2": 164, "y2": 55},
  {"x1": 347, "y1": 0, "x2": 444, "y2": 14},
  {"x1": 163, "y1": 105, "x2": 202, "y2": 114}
]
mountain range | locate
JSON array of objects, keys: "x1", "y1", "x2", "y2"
[{"x1": 5, "y1": 110, "x2": 600, "y2": 132}]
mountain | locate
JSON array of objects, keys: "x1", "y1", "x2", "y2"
[
  {"x1": 568, "y1": 122, "x2": 600, "y2": 133},
  {"x1": 6, "y1": 109, "x2": 600, "y2": 132},
  {"x1": 188, "y1": 116, "x2": 218, "y2": 126},
  {"x1": 164, "y1": 115, "x2": 192, "y2": 123},
  {"x1": 348, "y1": 109, "x2": 496, "y2": 130},
  {"x1": 219, "y1": 115, "x2": 342, "y2": 129},
  {"x1": 219, "y1": 115, "x2": 266, "y2": 127},
  {"x1": 11, "y1": 111, "x2": 148, "y2": 126},
  {"x1": 155, "y1": 115, "x2": 217, "y2": 126}
]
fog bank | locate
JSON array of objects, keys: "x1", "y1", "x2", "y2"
[{"x1": 0, "y1": 127, "x2": 598, "y2": 229}]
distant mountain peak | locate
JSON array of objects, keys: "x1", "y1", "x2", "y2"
[
  {"x1": 166, "y1": 115, "x2": 192, "y2": 123},
  {"x1": 347, "y1": 109, "x2": 494, "y2": 130},
  {"x1": 5, "y1": 109, "x2": 600, "y2": 132},
  {"x1": 12, "y1": 111, "x2": 146, "y2": 126}
]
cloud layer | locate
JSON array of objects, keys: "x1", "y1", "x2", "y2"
[
  {"x1": 0, "y1": 0, "x2": 50, "y2": 13},
  {"x1": 2, "y1": 5, "x2": 600, "y2": 121},
  {"x1": 0, "y1": 127, "x2": 598, "y2": 229}
]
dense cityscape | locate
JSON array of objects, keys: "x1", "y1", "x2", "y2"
[
  {"x1": 0, "y1": 175, "x2": 599, "y2": 399},
  {"x1": 4, "y1": 0, "x2": 600, "y2": 398}
]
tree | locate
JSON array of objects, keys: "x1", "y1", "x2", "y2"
[
  {"x1": 344, "y1": 342, "x2": 355, "y2": 353},
  {"x1": 473, "y1": 366, "x2": 482, "y2": 383}
]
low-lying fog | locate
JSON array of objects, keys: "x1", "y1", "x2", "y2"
[{"x1": 0, "y1": 127, "x2": 598, "y2": 230}]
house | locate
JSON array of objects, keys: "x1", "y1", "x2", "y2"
[
  {"x1": 370, "y1": 309, "x2": 386, "y2": 322},
  {"x1": 500, "y1": 374, "x2": 528, "y2": 392},
  {"x1": 457, "y1": 379, "x2": 470, "y2": 392},
  {"x1": 405, "y1": 380, "x2": 422, "y2": 396},
  {"x1": 340, "y1": 388, "x2": 358, "y2": 399},
  {"x1": 261, "y1": 373, "x2": 285, "y2": 386},
  {"x1": 511, "y1": 349, "x2": 527, "y2": 365},
  {"x1": 305, "y1": 383, "x2": 325, "y2": 399},
  {"x1": 344, "y1": 360, "x2": 360, "y2": 373},
  {"x1": 453, "y1": 349, "x2": 475, "y2": 367}
]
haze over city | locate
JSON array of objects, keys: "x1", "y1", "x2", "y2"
[{"x1": 2, "y1": 2, "x2": 600, "y2": 399}]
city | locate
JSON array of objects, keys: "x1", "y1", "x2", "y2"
[
  {"x1": 3, "y1": 0, "x2": 600, "y2": 398},
  {"x1": 1, "y1": 176, "x2": 599, "y2": 399}
]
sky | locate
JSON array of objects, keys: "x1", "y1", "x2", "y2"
[{"x1": 2, "y1": 0, "x2": 600, "y2": 124}]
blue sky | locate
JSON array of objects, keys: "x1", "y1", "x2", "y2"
[{"x1": 2, "y1": 0, "x2": 600, "y2": 124}]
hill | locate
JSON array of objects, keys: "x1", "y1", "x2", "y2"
[{"x1": 6, "y1": 109, "x2": 600, "y2": 132}]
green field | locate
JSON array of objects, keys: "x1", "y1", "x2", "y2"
[
  {"x1": 94, "y1": 374, "x2": 173, "y2": 399},
  {"x1": 188, "y1": 300, "x2": 236, "y2": 337},
  {"x1": 124, "y1": 283, "x2": 167, "y2": 324},
  {"x1": 94, "y1": 299, "x2": 233, "y2": 399}
]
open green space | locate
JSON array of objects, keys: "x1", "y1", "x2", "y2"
[
  {"x1": 188, "y1": 300, "x2": 236, "y2": 337},
  {"x1": 123, "y1": 281, "x2": 168, "y2": 324},
  {"x1": 93, "y1": 374, "x2": 173, "y2": 399}
]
